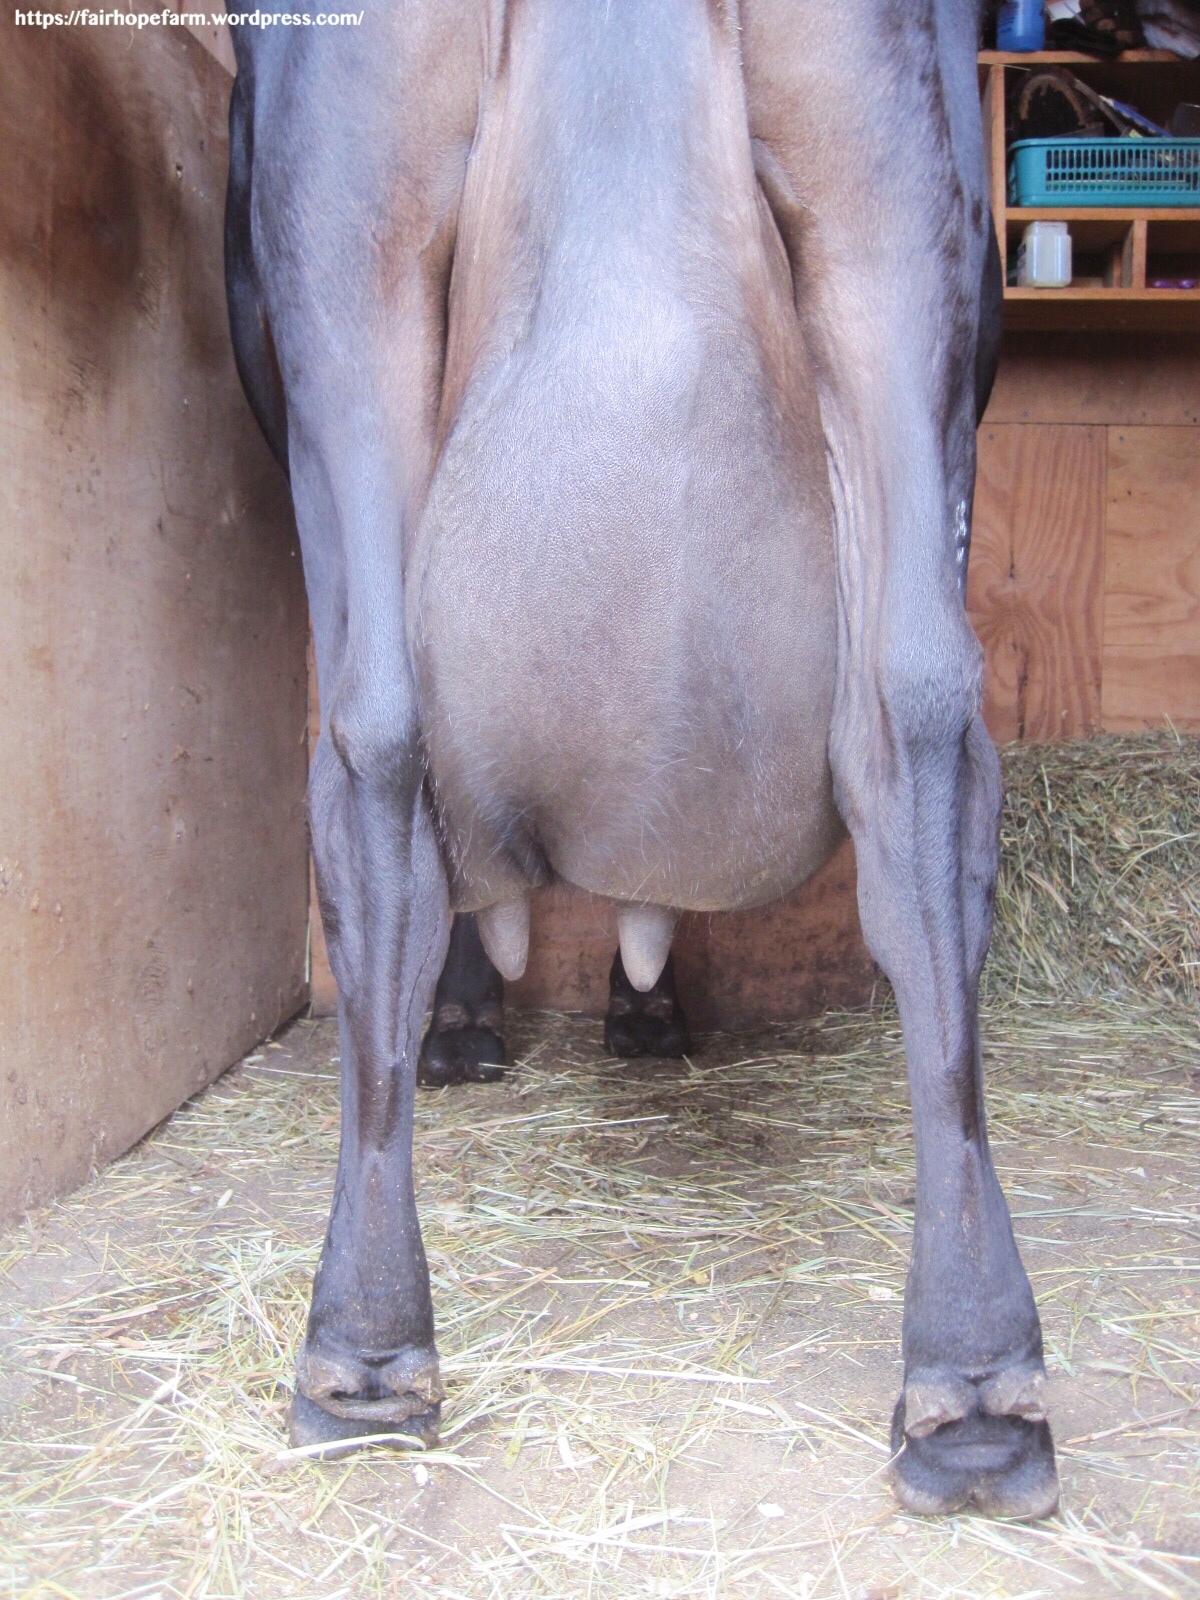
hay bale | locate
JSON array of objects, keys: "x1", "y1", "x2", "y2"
[{"x1": 988, "y1": 732, "x2": 1200, "y2": 1006}]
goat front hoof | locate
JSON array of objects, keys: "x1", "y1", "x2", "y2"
[
  {"x1": 889, "y1": 1393, "x2": 1060, "y2": 1519},
  {"x1": 604, "y1": 952, "x2": 691, "y2": 1060},
  {"x1": 288, "y1": 1390, "x2": 440, "y2": 1458},
  {"x1": 604, "y1": 1007, "x2": 691, "y2": 1060},
  {"x1": 419, "y1": 1002, "x2": 506, "y2": 1087}
]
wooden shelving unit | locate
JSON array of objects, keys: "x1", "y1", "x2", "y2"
[{"x1": 979, "y1": 49, "x2": 1200, "y2": 330}]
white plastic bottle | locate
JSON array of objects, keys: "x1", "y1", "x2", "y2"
[{"x1": 1016, "y1": 221, "x2": 1072, "y2": 288}]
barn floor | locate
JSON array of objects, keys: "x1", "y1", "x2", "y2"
[{"x1": 2, "y1": 1000, "x2": 1198, "y2": 1600}]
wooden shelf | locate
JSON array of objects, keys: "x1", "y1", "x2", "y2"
[
  {"x1": 1006, "y1": 209, "x2": 1200, "y2": 256},
  {"x1": 1008, "y1": 208, "x2": 1200, "y2": 222},
  {"x1": 1003, "y1": 287, "x2": 1200, "y2": 331},
  {"x1": 979, "y1": 49, "x2": 1182, "y2": 64},
  {"x1": 979, "y1": 52, "x2": 1200, "y2": 330},
  {"x1": 1006, "y1": 286, "x2": 1200, "y2": 300}
]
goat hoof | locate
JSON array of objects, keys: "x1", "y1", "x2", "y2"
[
  {"x1": 889, "y1": 1390, "x2": 1060, "y2": 1520},
  {"x1": 288, "y1": 1390, "x2": 440, "y2": 1458},
  {"x1": 290, "y1": 1342, "x2": 442, "y2": 1457},
  {"x1": 605, "y1": 1009, "x2": 691, "y2": 1059},
  {"x1": 604, "y1": 951, "x2": 691, "y2": 1060},
  {"x1": 419, "y1": 1002, "x2": 506, "y2": 1086}
]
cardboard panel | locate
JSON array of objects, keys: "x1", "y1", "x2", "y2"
[
  {"x1": 969, "y1": 425, "x2": 1106, "y2": 742},
  {"x1": 1103, "y1": 427, "x2": 1200, "y2": 731},
  {"x1": 0, "y1": 25, "x2": 309, "y2": 1223}
]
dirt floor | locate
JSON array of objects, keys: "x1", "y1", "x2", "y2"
[{"x1": 1, "y1": 998, "x2": 1198, "y2": 1599}]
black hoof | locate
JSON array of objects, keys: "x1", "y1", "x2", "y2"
[
  {"x1": 288, "y1": 1389, "x2": 441, "y2": 1458},
  {"x1": 418, "y1": 1013, "x2": 507, "y2": 1087},
  {"x1": 889, "y1": 1397, "x2": 1060, "y2": 1519},
  {"x1": 604, "y1": 950, "x2": 691, "y2": 1059}
]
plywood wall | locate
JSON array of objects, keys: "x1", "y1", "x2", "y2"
[
  {"x1": 1103, "y1": 427, "x2": 1200, "y2": 730},
  {"x1": 0, "y1": 23, "x2": 309, "y2": 1224},
  {"x1": 970, "y1": 333, "x2": 1200, "y2": 740},
  {"x1": 969, "y1": 425, "x2": 1107, "y2": 742}
]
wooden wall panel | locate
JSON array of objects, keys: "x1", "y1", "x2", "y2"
[
  {"x1": 969, "y1": 425, "x2": 1106, "y2": 743},
  {"x1": 0, "y1": 25, "x2": 309, "y2": 1224},
  {"x1": 184, "y1": 20, "x2": 236, "y2": 73},
  {"x1": 508, "y1": 889, "x2": 622, "y2": 1021},
  {"x1": 671, "y1": 842, "x2": 876, "y2": 1030},
  {"x1": 305, "y1": 631, "x2": 338, "y2": 1015},
  {"x1": 1103, "y1": 427, "x2": 1200, "y2": 732},
  {"x1": 986, "y1": 333, "x2": 1200, "y2": 426}
]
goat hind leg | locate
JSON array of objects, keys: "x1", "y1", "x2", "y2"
[
  {"x1": 747, "y1": 0, "x2": 1060, "y2": 1517},
  {"x1": 835, "y1": 638, "x2": 1058, "y2": 1519}
]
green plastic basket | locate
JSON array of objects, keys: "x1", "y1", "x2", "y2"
[{"x1": 1008, "y1": 137, "x2": 1200, "y2": 207}]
